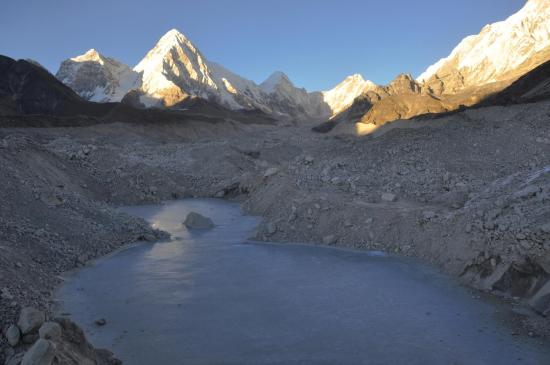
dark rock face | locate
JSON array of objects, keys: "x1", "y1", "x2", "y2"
[
  {"x1": 337, "y1": 93, "x2": 377, "y2": 121},
  {"x1": 313, "y1": 92, "x2": 377, "y2": 132},
  {"x1": 482, "y1": 59, "x2": 550, "y2": 106},
  {"x1": 0, "y1": 55, "x2": 122, "y2": 118},
  {"x1": 0, "y1": 55, "x2": 87, "y2": 115}
]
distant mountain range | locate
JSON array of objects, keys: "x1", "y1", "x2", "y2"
[
  {"x1": 0, "y1": 54, "x2": 277, "y2": 129},
  {"x1": 319, "y1": 0, "x2": 550, "y2": 131},
  {"x1": 55, "y1": 29, "x2": 372, "y2": 121},
  {"x1": 53, "y1": 0, "x2": 550, "y2": 126},
  {"x1": 2, "y1": 0, "x2": 550, "y2": 127}
]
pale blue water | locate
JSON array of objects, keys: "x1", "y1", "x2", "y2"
[{"x1": 57, "y1": 199, "x2": 550, "y2": 364}]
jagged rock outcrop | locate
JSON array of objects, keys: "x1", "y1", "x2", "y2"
[
  {"x1": 314, "y1": 73, "x2": 450, "y2": 130},
  {"x1": 385, "y1": 73, "x2": 422, "y2": 95},
  {"x1": 359, "y1": 93, "x2": 449, "y2": 126},
  {"x1": 357, "y1": 74, "x2": 449, "y2": 125},
  {"x1": 318, "y1": 0, "x2": 550, "y2": 132}
]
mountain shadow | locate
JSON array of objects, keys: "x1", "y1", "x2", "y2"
[{"x1": 480, "y1": 59, "x2": 550, "y2": 106}]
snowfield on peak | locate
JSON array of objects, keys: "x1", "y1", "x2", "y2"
[
  {"x1": 260, "y1": 71, "x2": 292, "y2": 94},
  {"x1": 133, "y1": 29, "x2": 219, "y2": 106},
  {"x1": 56, "y1": 49, "x2": 139, "y2": 102},
  {"x1": 417, "y1": 0, "x2": 550, "y2": 89},
  {"x1": 322, "y1": 74, "x2": 377, "y2": 116}
]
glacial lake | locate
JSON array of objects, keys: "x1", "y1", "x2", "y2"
[{"x1": 56, "y1": 199, "x2": 550, "y2": 364}]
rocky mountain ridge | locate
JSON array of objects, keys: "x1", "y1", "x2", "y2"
[
  {"x1": 419, "y1": 0, "x2": 550, "y2": 95},
  {"x1": 317, "y1": 0, "x2": 550, "y2": 131}
]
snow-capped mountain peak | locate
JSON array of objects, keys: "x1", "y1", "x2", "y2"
[
  {"x1": 417, "y1": 0, "x2": 550, "y2": 92},
  {"x1": 322, "y1": 74, "x2": 378, "y2": 115},
  {"x1": 133, "y1": 28, "x2": 218, "y2": 106},
  {"x1": 72, "y1": 49, "x2": 103, "y2": 63},
  {"x1": 56, "y1": 49, "x2": 139, "y2": 102},
  {"x1": 344, "y1": 74, "x2": 365, "y2": 83},
  {"x1": 260, "y1": 71, "x2": 293, "y2": 93},
  {"x1": 141, "y1": 28, "x2": 199, "y2": 60},
  {"x1": 56, "y1": 28, "x2": 356, "y2": 119},
  {"x1": 159, "y1": 28, "x2": 188, "y2": 42}
]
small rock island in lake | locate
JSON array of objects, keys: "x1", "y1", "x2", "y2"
[{"x1": 183, "y1": 212, "x2": 215, "y2": 229}]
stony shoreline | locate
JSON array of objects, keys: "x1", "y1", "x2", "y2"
[{"x1": 1, "y1": 101, "x2": 550, "y2": 363}]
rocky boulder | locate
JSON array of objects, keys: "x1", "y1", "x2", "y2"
[
  {"x1": 39, "y1": 322, "x2": 62, "y2": 342},
  {"x1": 263, "y1": 167, "x2": 279, "y2": 178},
  {"x1": 5, "y1": 325, "x2": 20, "y2": 347},
  {"x1": 381, "y1": 193, "x2": 397, "y2": 202},
  {"x1": 21, "y1": 339, "x2": 56, "y2": 365},
  {"x1": 529, "y1": 280, "x2": 550, "y2": 316},
  {"x1": 265, "y1": 222, "x2": 277, "y2": 236},
  {"x1": 17, "y1": 307, "x2": 45, "y2": 335},
  {"x1": 323, "y1": 235, "x2": 337, "y2": 245},
  {"x1": 183, "y1": 212, "x2": 215, "y2": 230}
]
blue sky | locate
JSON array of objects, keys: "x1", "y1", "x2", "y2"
[{"x1": 1, "y1": 0, "x2": 525, "y2": 91}]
